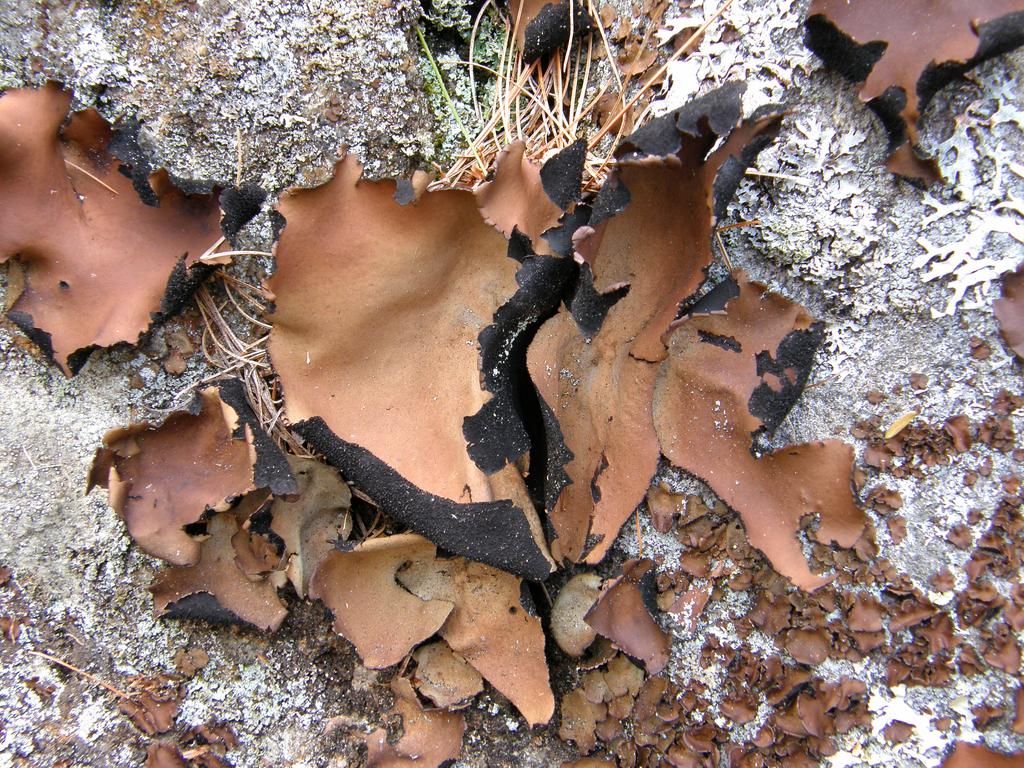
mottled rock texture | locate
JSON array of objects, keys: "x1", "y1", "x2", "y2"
[{"x1": 1, "y1": 0, "x2": 1024, "y2": 766}]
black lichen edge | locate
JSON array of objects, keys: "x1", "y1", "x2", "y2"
[
  {"x1": 626, "y1": 559, "x2": 661, "y2": 619},
  {"x1": 7, "y1": 310, "x2": 55, "y2": 363},
  {"x1": 805, "y1": 10, "x2": 1024, "y2": 163},
  {"x1": 76, "y1": 250, "x2": 216, "y2": 374},
  {"x1": 615, "y1": 110, "x2": 683, "y2": 159},
  {"x1": 803, "y1": 13, "x2": 913, "y2": 155},
  {"x1": 220, "y1": 184, "x2": 267, "y2": 243},
  {"x1": 216, "y1": 378, "x2": 298, "y2": 497},
  {"x1": 522, "y1": 0, "x2": 594, "y2": 63},
  {"x1": 683, "y1": 274, "x2": 740, "y2": 317},
  {"x1": 579, "y1": 532, "x2": 605, "y2": 561},
  {"x1": 541, "y1": 204, "x2": 592, "y2": 257},
  {"x1": 247, "y1": 504, "x2": 288, "y2": 556},
  {"x1": 588, "y1": 173, "x2": 630, "y2": 228},
  {"x1": 8, "y1": 306, "x2": 97, "y2": 375},
  {"x1": 519, "y1": 580, "x2": 540, "y2": 617},
  {"x1": 108, "y1": 119, "x2": 160, "y2": 206},
  {"x1": 537, "y1": 394, "x2": 574, "y2": 515},
  {"x1": 697, "y1": 329, "x2": 741, "y2": 353},
  {"x1": 589, "y1": 452, "x2": 608, "y2": 502},
  {"x1": 677, "y1": 81, "x2": 747, "y2": 137},
  {"x1": 540, "y1": 138, "x2": 586, "y2": 210},
  {"x1": 711, "y1": 112, "x2": 783, "y2": 221},
  {"x1": 294, "y1": 417, "x2": 554, "y2": 581},
  {"x1": 803, "y1": 14, "x2": 887, "y2": 86},
  {"x1": 155, "y1": 255, "x2": 218, "y2": 323},
  {"x1": 569, "y1": 262, "x2": 630, "y2": 340},
  {"x1": 917, "y1": 11, "x2": 1024, "y2": 124},
  {"x1": 747, "y1": 321, "x2": 825, "y2": 439},
  {"x1": 156, "y1": 591, "x2": 256, "y2": 628},
  {"x1": 614, "y1": 84, "x2": 784, "y2": 224},
  {"x1": 463, "y1": 230, "x2": 576, "y2": 475},
  {"x1": 108, "y1": 118, "x2": 218, "y2": 202},
  {"x1": 617, "y1": 81, "x2": 748, "y2": 161}
]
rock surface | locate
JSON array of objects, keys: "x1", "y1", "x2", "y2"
[{"x1": 1, "y1": 0, "x2": 1024, "y2": 766}]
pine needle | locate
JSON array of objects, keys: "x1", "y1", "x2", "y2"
[
  {"x1": 417, "y1": 25, "x2": 487, "y2": 174},
  {"x1": 29, "y1": 650, "x2": 131, "y2": 700}
]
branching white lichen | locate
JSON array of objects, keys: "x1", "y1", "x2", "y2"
[
  {"x1": 653, "y1": 0, "x2": 813, "y2": 115},
  {"x1": 912, "y1": 56, "x2": 1024, "y2": 316},
  {"x1": 653, "y1": 2, "x2": 1024, "y2": 324},
  {"x1": 914, "y1": 197, "x2": 1024, "y2": 317}
]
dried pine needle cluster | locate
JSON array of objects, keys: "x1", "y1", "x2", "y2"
[{"x1": 436, "y1": 0, "x2": 733, "y2": 193}]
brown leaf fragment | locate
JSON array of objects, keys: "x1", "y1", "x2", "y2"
[
  {"x1": 174, "y1": 647, "x2": 209, "y2": 677},
  {"x1": 784, "y1": 629, "x2": 830, "y2": 666},
  {"x1": 646, "y1": 483, "x2": 684, "y2": 533},
  {"x1": 944, "y1": 415, "x2": 973, "y2": 453},
  {"x1": 942, "y1": 743, "x2": 1024, "y2": 768},
  {"x1": 190, "y1": 721, "x2": 238, "y2": 752},
  {"x1": 668, "y1": 586, "x2": 711, "y2": 636},
  {"x1": 119, "y1": 690, "x2": 179, "y2": 735},
  {"x1": 889, "y1": 600, "x2": 937, "y2": 632},
  {"x1": 269, "y1": 456, "x2": 351, "y2": 598},
  {"x1": 149, "y1": 512, "x2": 288, "y2": 632},
  {"x1": 309, "y1": 534, "x2": 453, "y2": 669},
  {"x1": 270, "y1": 152, "x2": 554, "y2": 579},
  {"x1": 930, "y1": 569, "x2": 955, "y2": 593},
  {"x1": 1, "y1": 615, "x2": 22, "y2": 642},
  {"x1": 883, "y1": 720, "x2": 915, "y2": 743},
  {"x1": 866, "y1": 389, "x2": 886, "y2": 404},
  {"x1": 397, "y1": 555, "x2": 554, "y2": 726},
  {"x1": 163, "y1": 352, "x2": 187, "y2": 376},
  {"x1": 559, "y1": 687, "x2": 607, "y2": 753},
  {"x1": 973, "y1": 703, "x2": 1004, "y2": 730},
  {"x1": 654, "y1": 272, "x2": 864, "y2": 591},
  {"x1": 529, "y1": 83, "x2": 782, "y2": 565},
  {"x1": 366, "y1": 685, "x2": 466, "y2": 768},
  {"x1": 579, "y1": 637, "x2": 618, "y2": 671},
  {"x1": 949, "y1": 524, "x2": 973, "y2": 550},
  {"x1": 584, "y1": 559, "x2": 671, "y2": 674},
  {"x1": 847, "y1": 596, "x2": 884, "y2": 633},
  {"x1": 146, "y1": 742, "x2": 187, "y2": 768},
  {"x1": 231, "y1": 522, "x2": 282, "y2": 580},
  {"x1": 996, "y1": 262, "x2": 1024, "y2": 359},
  {"x1": 887, "y1": 515, "x2": 908, "y2": 545},
  {"x1": 601, "y1": 654, "x2": 644, "y2": 700},
  {"x1": 805, "y1": 1, "x2": 1024, "y2": 182},
  {"x1": 984, "y1": 637, "x2": 1021, "y2": 674},
  {"x1": 551, "y1": 573, "x2": 602, "y2": 657},
  {"x1": 721, "y1": 698, "x2": 757, "y2": 725},
  {"x1": 90, "y1": 380, "x2": 296, "y2": 566},
  {"x1": 412, "y1": 640, "x2": 483, "y2": 709},
  {"x1": 0, "y1": 83, "x2": 222, "y2": 373},
  {"x1": 475, "y1": 141, "x2": 563, "y2": 244},
  {"x1": 971, "y1": 336, "x2": 992, "y2": 360},
  {"x1": 24, "y1": 677, "x2": 56, "y2": 703}
]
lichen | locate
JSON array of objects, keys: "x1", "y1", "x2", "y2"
[{"x1": 418, "y1": 9, "x2": 504, "y2": 169}]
